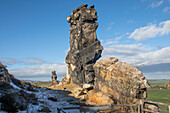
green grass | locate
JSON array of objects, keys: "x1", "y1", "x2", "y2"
[
  {"x1": 30, "y1": 81, "x2": 52, "y2": 88},
  {"x1": 147, "y1": 89, "x2": 170, "y2": 103},
  {"x1": 147, "y1": 80, "x2": 170, "y2": 113},
  {"x1": 148, "y1": 80, "x2": 170, "y2": 87}
]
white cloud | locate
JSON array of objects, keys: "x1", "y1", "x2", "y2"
[
  {"x1": 103, "y1": 43, "x2": 170, "y2": 66},
  {"x1": 135, "y1": 47, "x2": 170, "y2": 65},
  {"x1": 151, "y1": 0, "x2": 164, "y2": 8},
  {"x1": 9, "y1": 63, "x2": 67, "y2": 77},
  {"x1": 0, "y1": 56, "x2": 47, "y2": 65},
  {"x1": 104, "y1": 43, "x2": 150, "y2": 56},
  {"x1": 163, "y1": 7, "x2": 170, "y2": 12},
  {"x1": 106, "y1": 22, "x2": 115, "y2": 31},
  {"x1": 102, "y1": 43, "x2": 151, "y2": 63},
  {"x1": 129, "y1": 20, "x2": 170, "y2": 41},
  {"x1": 103, "y1": 36, "x2": 122, "y2": 46},
  {"x1": 103, "y1": 32, "x2": 129, "y2": 46}
]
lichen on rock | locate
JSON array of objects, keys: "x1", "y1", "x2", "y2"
[{"x1": 92, "y1": 57, "x2": 150, "y2": 105}]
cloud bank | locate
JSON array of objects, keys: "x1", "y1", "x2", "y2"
[
  {"x1": 129, "y1": 20, "x2": 170, "y2": 41},
  {"x1": 103, "y1": 44, "x2": 170, "y2": 66},
  {"x1": 10, "y1": 63, "x2": 66, "y2": 76},
  {"x1": 9, "y1": 63, "x2": 67, "y2": 81}
]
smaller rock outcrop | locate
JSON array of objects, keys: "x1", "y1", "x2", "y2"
[
  {"x1": 0, "y1": 63, "x2": 38, "y2": 112},
  {"x1": 87, "y1": 57, "x2": 150, "y2": 105},
  {"x1": 51, "y1": 71, "x2": 58, "y2": 85},
  {"x1": 0, "y1": 63, "x2": 10, "y2": 84}
]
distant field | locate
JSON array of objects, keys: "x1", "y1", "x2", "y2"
[
  {"x1": 148, "y1": 79, "x2": 170, "y2": 87},
  {"x1": 147, "y1": 80, "x2": 170, "y2": 113},
  {"x1": 30, "y1": 81, "x2": 52, "y2": 88}
]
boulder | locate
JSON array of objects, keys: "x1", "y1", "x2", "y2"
[
  {"x1": 65, "y1": 4, "x2": 103, "y2": 84},
  {"x1": 87, "y1": 91, "x2": 114, "y2": 105},
  {"x1": 144, "y1": 103, "x2": 160, "y2": 112},
  {"x1": 83, "y1": 83, "x2": 94, "y2": 89},
  {"x1": 93, "y1": 57, "x2": 150, "y2": 104}
]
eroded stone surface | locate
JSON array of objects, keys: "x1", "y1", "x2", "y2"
[
  {"x1": 0, "y1": 63, "x2": 10, "y2": 83},
  {"x1": 51, "y1": 71, "x2": 58, "y2": 85},
  {"x1": 93, "y1": 57, "x2": 150, "y2": 104},
  {"x1": 65, "y1": 4, "x2": 103, "y2": 84}
]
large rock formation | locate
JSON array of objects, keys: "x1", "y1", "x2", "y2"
[
  {"x1": 65, "y1": 4, "x2": 103, "y2": 84},
  {"x1": 64, "y1": 5, "x2": 153, "y2": 112},
  {"x1": 91, "y1": 57, "x2": 150, "y2": 105}
]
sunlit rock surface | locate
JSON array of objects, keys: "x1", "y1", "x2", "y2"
[
  {"x1": 90, "y1": 57, "x2": 150, "y2": 105},
  {"x1": 65, "y1": 4, "x2": 103, "y2": 84},
  {"x1": 0, "y1": 63, "x2": 10, "y2": 83}
]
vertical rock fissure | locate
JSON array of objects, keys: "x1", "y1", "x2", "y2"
[{"x1": 65, "y1": 4, "x2": 103, "y2": 84}]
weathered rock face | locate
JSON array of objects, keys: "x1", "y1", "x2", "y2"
[
  {"x1": 65, "y1": 4, "x2": 103, "y2": 84},
  {"x1": 93, "y1": 57, "x2": 150, "y2": 104},
  {"x1": 0, "y1": 63, "x2": 10, "y2": 84},
  {"x1": 51, "y1": 71, "x2": 58, "y2": 85},
  {"x1": 0, "y1": 63, "x2": 38, "y2": 112}
]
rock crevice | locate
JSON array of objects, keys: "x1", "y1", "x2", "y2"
[
  {"x1": 92, "y1": 57, "x2": 150, "y2": 104},
  {"x1": 66, "y1": 4, "x2": 103, "y2": 84}
]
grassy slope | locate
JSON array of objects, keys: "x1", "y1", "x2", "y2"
[
  {"x1": 147, "y1": 80, "x2": 170, "y2": 113},
  {"x1": 147, "y1": 89, "x2": 170, "y2": 103},
  {"x1": 30, "y1": 81, "x2": 52, "y2": 88},
  {"x1": 148, "y1": 80, "x2": 170, "y2": 87}
]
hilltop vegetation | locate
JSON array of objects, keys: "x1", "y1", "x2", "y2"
[{"x1": 29, "y1": 81, "x2": 52, "y2": 88}]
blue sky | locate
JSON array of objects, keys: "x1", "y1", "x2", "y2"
[{"x1": 0, "y1": 0, "x2": 170, "y2": 81}]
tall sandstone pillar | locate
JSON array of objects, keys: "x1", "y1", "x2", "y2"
[{"x1": 65, "y1": 4, "x2": 103, "y2": 84}]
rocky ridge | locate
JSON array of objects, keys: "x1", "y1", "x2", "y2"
[{"x1": 0, "y1": 63, "x2": 82, "y2": 113}]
